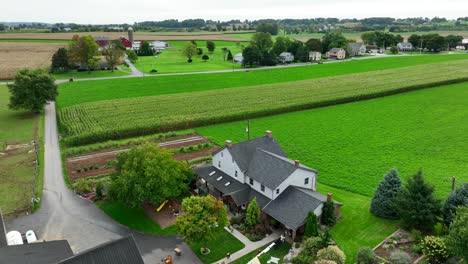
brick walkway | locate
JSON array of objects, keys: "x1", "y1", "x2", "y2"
[{"x1": 212, "y1": 227, "x2": 281, "y2": 264}]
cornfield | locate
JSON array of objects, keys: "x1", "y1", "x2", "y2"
[{"x1": 58, "y1": 60, "x2": 468, "y2": 146}]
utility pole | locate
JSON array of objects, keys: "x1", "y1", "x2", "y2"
[
  {"x1": 246, "y1": 119, "x2": 250, "y2": 140},
  {"x1": 420, "y1": 38, "x2": 423, "y2": 55}
]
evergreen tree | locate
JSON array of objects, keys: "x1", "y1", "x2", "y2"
[
  {"x1": 206, "y1": 40, "x2": 215, "y2": 52},
  {"x1": 445, "y1": 206, "x2": 468, "y2": 261},
  {"x1": 246, "y1": 197, "x2": 261, "y2": 228},
  {"x1": 51, "y1": 48, "x2": 69, "y2": 72},
  {"x1": 226, "y1": 50, "x2": 233, "y2": 61},
  {"x1": 395, "y1": 170, "x2": 441, "y2": 232},
  {"x1": 370, "y1": 169, "x2": 402, "y2": 219},
  {"x1": 443, "y1": 183, "x2": 468, "y2": 226},
  {"x1": 321, "y1": 200, "x2": 337, "y2": 227},
  {"x1": 304, "y1": 211, "x2": 319, "y2": 237}
]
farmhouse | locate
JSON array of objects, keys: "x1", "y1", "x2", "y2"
[
  {"x1": 326, "y1": 48, "x2": 346, "y2": 60},
  {"x1": 309, "y1": 51, "x2": 322, "y2": 62},
  {"x1": 195, "y1": 131, "x2": 342, "y2": 240},
  {"x1": 347, "y1": 42, "x2": 366, "y2": 56},
  {"x1": 278, "y1": 52, "x2": 294, "y2": 64},
  {"x1": 397, "y1": 42, "x2": 414, "y2": 52}
]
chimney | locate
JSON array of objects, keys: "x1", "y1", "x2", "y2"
[
  {"x1": 295, "y1": 160, "x2": 300, "y2": 166},
  {"x1": 265, "y1": 130, "x2": 272, "y2": 138},
  {"x1": 225, "y1": 140, "x2": 232, "y2": 148},
  {"x1": 451, "y1": 176, "x2": 456, "y2": 192},
  {"x1": 327, "y1": 193, "x2": 333, "y2": 202}
]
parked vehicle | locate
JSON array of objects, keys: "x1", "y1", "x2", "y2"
[
  {"x1": 26, "y1": 230, "x2": 38, "y2": 243},
  {"x1": 6, "y1": 231, "x2": 23, "y2": 245}
]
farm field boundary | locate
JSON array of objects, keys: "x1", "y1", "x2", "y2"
[
  {"x1": 58, "y1": 60, "x2": 468, "y2": 146},
  {"x1": 57, "y1": 54, "x2": 468, "y2": 108}
]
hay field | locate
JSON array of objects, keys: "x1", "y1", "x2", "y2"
[
  {"x1": 0, "y1": 32, "x2": 248, "y2": 42},
  {"x1": 0, "y1": 42, "x2": 65, "y2": 80}
]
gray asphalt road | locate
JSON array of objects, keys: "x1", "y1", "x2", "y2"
[{"x1": 6, "y1": 102, "x2": 201, "y2": 264}]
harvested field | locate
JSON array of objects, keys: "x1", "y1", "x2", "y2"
[
  {"x1": 0, "y1": 42, "x2": 65, "y2": 80},
  {"x1": 0, "y1": 32, "x2": 248, "y2": 42}
]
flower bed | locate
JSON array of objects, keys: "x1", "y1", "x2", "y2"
[{"x1": 374, "y1": 229, "x2": 422, "y2": 262}]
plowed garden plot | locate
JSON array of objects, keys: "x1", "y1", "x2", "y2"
[{"x1": 0, "y1": 42, "x2": 65, "y2": 80}]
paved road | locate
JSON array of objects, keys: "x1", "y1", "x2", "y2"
[{"x1": 6, "y1": 102, "x2": 201, "y2": 264}]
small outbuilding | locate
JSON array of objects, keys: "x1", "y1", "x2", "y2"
[
  {"x1": 397, "y1": 42, "x2": 414, "y2": 52},
  {"x1": 278, "y1": 52, "x2": 294, "y2": 64}
]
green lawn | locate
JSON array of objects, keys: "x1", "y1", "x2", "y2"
[
  {"x1": 0, "y1": 85, "x2": 38, "y2": 149},
  {"x1": 189, "y1": 227, "x2": 245, "y2": 263},
  {"x1": 57, "y1": 54, "x2": 468, "y2": 108},
  {"x1": 230, "y1": 242, "x2": 291, "y2": 264},
  {"x1": 133, "y1": 40, "x2": 243, "y2": 74},
  {"x1": 58, "y1": 60, "x2": 468, "y2": 146},
  {"x1": 196, "y1": 82, "x2": 468, "y2": 198},
  {"x1": 0, "y1": 85, "x2": 38, "y2": 215},
  {"x1": 52, "y1": 69, "x2": 129, "y2": 80},
  {"x1": 96, "y1": 200, "x2": 178, "y2": 236}
]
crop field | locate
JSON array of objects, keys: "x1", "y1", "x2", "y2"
[
  {"x1": 0, "y1": 32, "x2": 248, "y2": 42},
  {"x1": 0, "y1": 42, "x2": 65, "y2": 80},
  {"x1": 57, "y1": 54, "x2": 468, "y2": 108},
  {"x1": 133, "y1": 40, "x2": 245, "y2": 74},
  {"x1": 57, "y1": 60, "x2": 468, "y2": 146}
]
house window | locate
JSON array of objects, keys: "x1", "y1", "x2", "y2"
[
  {"x1": 249, "y1": 178, "x2": 253, "y2": 186},
  {"x1": 304, "y1": 178, "x2": 309, "y2": 185},
  {"x1": 276, "y1": 188, "x2": 280, "y2": 194},
  {"x1": 235, "y1": 170, "x2": 238, "y2": 177},
  {"x1": 218, "y1": 161, "x2": 221, "y2": 168},
  {"x1": 261, "y1": 185, "x2": 265, "y2": 192}
]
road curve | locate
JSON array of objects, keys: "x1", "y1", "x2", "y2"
[{"x1": 6, "y1": 102, "x2": 201, "y2": 263}]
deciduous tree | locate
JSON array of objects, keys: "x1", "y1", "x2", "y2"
[
  {"x1": 272, "y1": 36, "x2": 292, "y2": 55},
  {"x1": 8, "y1": 69, "x2": 57, "y2": 113},
  {"x1": 242, "y1": 45, "x2": 261, "y2": 67},
  {"x1": 305, "y1": 38, "x2": 322, "y2": 52},
  {"x1": 251, "y1": 32, "x2": 273, "y2": 52},
  {"x1": 370, "y1": 168, "x2": 402, "y2": 219},
  {"x1": 108, "y1": 144, "x2": 193, "y2": 208},
  {"x1": 395, "y1": 170, "x2": 441, "y2": 232},
  {"x1": 51, "y1": 48, "x2": 69, "y2": 72},
  {"x1": 68, "y1": 35, "x2": 99, "y2": 69},
  {"x1": 182, "y1": 42, "x2": 197, "y2": 62},
  {"x1": 126, "y1": 49, "x2": 138, "y2": 63},
  {"x1": 103, "y1": 40, "x2": 126, "y2": 72},
  {"x1": 176, "y1": 196, "x2": 228, "y2": 252},
  {"x1": 206, "y1": 40, "x2": 215, "y2": 52}
]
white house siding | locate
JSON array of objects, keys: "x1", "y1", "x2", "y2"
[
  {"x1": 212, "y1": 149, "x2": 245, "y2": 184},
  {"x1": 313, "y1": 203, "x2": 324, "y2": 217},
  {"x1": 245, "y1": 175, "x2": 274, "y2": 200},
  {"x1": 273, "y1": 168, "x2": 316, "y2": 199}
]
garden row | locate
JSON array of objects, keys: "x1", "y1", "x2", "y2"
[
  {"x1": 58, "y1": 60, "x2": 468, "y2": 146},
  {"x1": 57, "y1": 54, "x2": 468, "y2": 108}
]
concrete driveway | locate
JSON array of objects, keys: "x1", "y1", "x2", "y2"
[{"x1": 6, "y1": 102, "x2": 201, "y2": 264}]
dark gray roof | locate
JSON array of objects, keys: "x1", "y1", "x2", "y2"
[
  {"x1": 0, "y1": 240, "x2": 74, "y2": 264},
  {"x1": 196, "y1": 165, "x2": 249, "y2": 195},
  {"x1": 248, "y1": 188, "x2": 272, "y2": 209},
  {"x1": 263, "y1": 186, "x2": 324, "y2": 230},
  {"x1": 225, "y1": 136, "x2": 287, "y2": 172},
  {"x1": 59, "y1": 235, "x2": 143, "y2": 264},
  {"x1": 347, "y1": 42, "x2": 365, "y2": 49},
  {"x1": 228, "y1": 187, "x2": 251, "y2": 206},
  {"x1": 329, "y1": 48, "x2": 344, "y2": 53},
  {"x1": 0, "y1": 208, "x2": 7, "y2": 247},
  {"x1": 95, "y1": 36, "x2": 109, "y2": 41}
]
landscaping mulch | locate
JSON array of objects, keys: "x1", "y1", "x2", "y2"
[{"x1": 142, "y1": 200, "x2": 183, "y2": 228}]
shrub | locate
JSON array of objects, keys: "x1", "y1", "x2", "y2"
[
  {"x1": 445, "y1": 206, "x2": 468, "y2": 260},
  {"x1": 73, "y1": 178, "x2": 98, "y2": 194},
  {"x1": 314, "y1": 261, "x2": 337, "y2": 264},
  {"x1": 197, "y1": 48, "x2": 203, "y2": 55},
  {"x1": 95, "y1": 182, "x2": 104, "y2": 199},
  {"x1": 305, "y1": 211, "x2": 319, "y2": 237},
  {"x1": 230, "y1": 215, "x2": 242, "y2": 225},
  {"x1": 187, "y1": 59, "x2": 193, "y2": 63},
  {"x1": 150, "y1": 69, "x2": 158, "y2": 73},
  {"x1": 389, "y1": 250, "x2": 412, "y2": 264},
  {"x1": 356, "y1": 247, "x2": 378, "y2": 264},
  {"x1": 202, "y1": 54, "x2": 209, "y2": 62},
  {"x1": 422, "y1": 236, "x2": 449, "y2": 264},
  {"x1": 411, "y1": 229, "x2": 423, "y2": 243},
  {"x1": 411, "y1": 244, "x2": 422, "y2": 254},
  {"x1": 292, "y1": 254, "x2": 315, "y2": 264},
  {"x1": 316, "y1": 246, "x2": 345, "y2": 264}
]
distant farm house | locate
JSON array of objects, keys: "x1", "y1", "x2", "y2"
[
  {"x1": 195, "y1": 131, "x2": 342, "y2": 241},
  {"x1": 309, "y1": 51, "x2": 322, "y2": 62},
  {"x1": 278, "y1": 52, "x2": 294, "y2": 64},
  {"x1": 326, "y1": 48, "x2": 346, "y2": 60},
  {"x1": 397, "y1": 42, "x2": 414, "y2": 52},
  {"x1": 347, "y1": 42, "x2": 366, "y2": 56}
]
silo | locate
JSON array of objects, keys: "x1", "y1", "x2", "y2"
[{"x1": 127, "y1": 27, "x2": 134, "y2": 43}]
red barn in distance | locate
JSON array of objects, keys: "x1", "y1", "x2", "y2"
[
  {"x1": 95, "y1": 36, "x2": 109, "y2": 47},
  {"x1": 119, "y1": 37, "x2": 132, "y2": 48}
]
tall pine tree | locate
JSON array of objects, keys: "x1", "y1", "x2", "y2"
[
  {"x1": 395, "y1": 170, "x2": 441, "y2": 232},
  {"x1": 246, "y1": 197, "x2": 261, "y2": 228},
  {"x1": 304, "y1": 211, "x2": 319, "y2": 237},
  {"x1": 442, "y1": 183, "x2": 468, "y2": 226},
  {"x1": 370, "y1": 168, "x2": 402, "y2": 219},
  {"x1": 321, "y1": 200, "x2": 337, "y2": 227}
]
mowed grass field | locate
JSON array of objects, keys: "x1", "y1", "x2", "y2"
[
  {"x1": 0, "y1": 85, "x2": 38, "y2": 215},
  {"x1": 196, "y1": 82, "x2": 468, "y2": 262},
  {"x1": 134, "y1": 40, "x2": 245, "y2": 74},
  {"x1": 57, "y1": 54, "x2": 468, "y2": 108},
  {"x1": 57, "y1": 59, "x2": 468, "y2": 146}
]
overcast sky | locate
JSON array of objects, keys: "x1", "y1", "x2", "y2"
[{"x1": 2, "y1": 0, "x2": 467, "y2": 24}]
